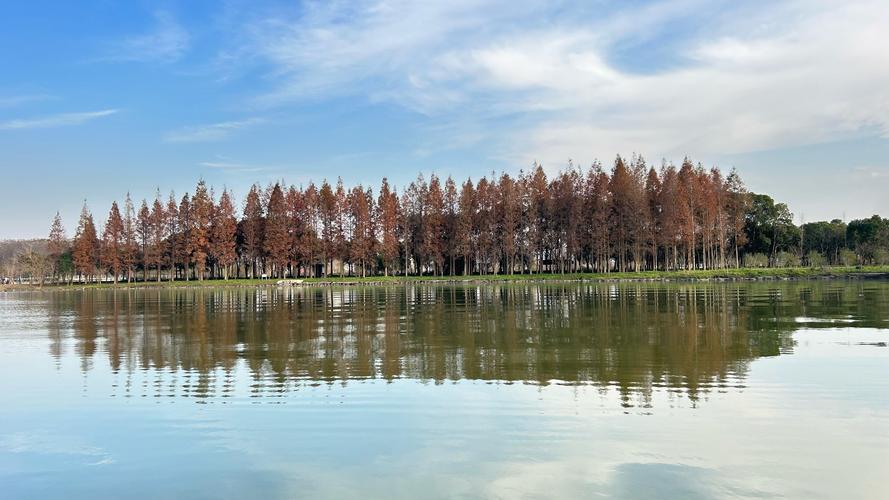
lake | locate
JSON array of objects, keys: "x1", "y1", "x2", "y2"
[{"x1": 1, "y1": 282, "x2": 887, "y2": 499}]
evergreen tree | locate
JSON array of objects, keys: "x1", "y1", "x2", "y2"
[{"x1": 47, "y1": 212, "x2": 68, "y2": 283}]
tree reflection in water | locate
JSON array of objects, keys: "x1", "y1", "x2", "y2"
[{"x1": 38, "y1": 282, "x2": 889, "y2": 407}]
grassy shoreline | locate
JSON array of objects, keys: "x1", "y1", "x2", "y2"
[{"x1": 4, "y1": 266, "x2": 889, "y2": 291}]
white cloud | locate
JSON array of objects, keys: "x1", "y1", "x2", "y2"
[
  {"x1": 237, "y1": 0, "x2": 889, "y2": 170},
  {"x1": 106, "y1": 11, "x2": 189, "y2": 63},
  {"x1": 165, "y1": 118, "x2": 264, "y2": 143},
  {"x1": 0, "y1": 109, "x2": 118, "y2": 130}
]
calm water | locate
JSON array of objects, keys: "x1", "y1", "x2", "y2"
[{"x1": 1, "y1": 282, "x2": 888, "y2": 499}]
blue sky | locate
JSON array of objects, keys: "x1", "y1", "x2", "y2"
[{"x1": 1, "y1": 0, "x2": 888, "y2": 238}]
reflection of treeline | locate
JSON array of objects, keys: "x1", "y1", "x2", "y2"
[{"x1": 44, "y1": 283, "x2": 889, "y2": 402}]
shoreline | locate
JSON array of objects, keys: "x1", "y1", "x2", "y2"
[{"x1": 4, "y1": 266, "x2": 889, "y2": 291}]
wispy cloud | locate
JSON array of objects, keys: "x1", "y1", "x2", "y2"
[
  {"x1": 196, "y1": 156, "x2": 322, "y2": 184},
  {"x1": 165, "y1": 118, "x2": 264, "y2": 143},
  {"x1": 105, "y1": 11, "x2": 189, "y2": 63},
  {"x1": 198, "y1": 160, "x2": 270, "y2": 173},
  {"x1": 851, "y1": 166, "x2": 889, "y2": 180},
  {"x1": 235, "y1": 0, "x2": 889, "y2": 169},
  {"x1": 0, "y1": 109, "x2": 118, "y2": 130},
  {"x1": 0, "y1": 94, "x2": 56, "y2": 108}
]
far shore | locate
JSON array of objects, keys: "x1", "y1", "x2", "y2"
[{"x1": 4, "y1": 266, "x2": 889, "y2": 292}]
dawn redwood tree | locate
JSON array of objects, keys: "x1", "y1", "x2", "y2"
[
  {"x1": 150, "y1": 194, "x2": 166, "y2": 281},
  {"x1": 456, "y1": 178, "x2": 476, "y2": 275},
  {"x1": 264, "y1": 183, "x2": 289, "y2": 278},
  {"x1": 342, "y1": 186, "x2": 355, "y2": 274},
  {"x1": 526, "y1": 164, "x2": 548, "y2": 273},
  {"x1": 189, "y1": 180, "x2": 212, "y2": 280},
  {"x1": 362, "y1": 186, "x2": 378, "y2": 275},
  {"x1": 72, "y1": 203, "x2": 98, "y2": 282},
  {"x1": 587, "y1": 163, "x2": 611, "y2": 272},
  {"x1": 677, "y1": 159, "x2": 699, "y2": 269},
  {"x1": 318, "y1": 181, "x2": 337, "y2": 276},
  {"x1": 549, "y1": 170, "x2": 568, "y2": 272},
  {"x1": 644, "y1": 167, "x2": 662, "y2": 270},
  {"x1": 400, "y1": 179, "x2": 425, "y2": 276},
  {"x1": 475, "y1": 177, "x2": 497, "y2": 274},
  {"x1": 241, "y1": 185, "x2": 264, "y2": 278},
  {"x1": 609, "y1": 156, "x2": 635, "y2": 271},
  {"x1": 569, "y1": 167, "x2": 586, "y2": 271},
  {"x1": 101, "y1": 201, "x2": 126, "y2": 283},
  {"x1": 165, "y1": 193, "x2": 179, "y2": 281},
  {"x1": 377, "y1": 178, "x2": 400, "y2": 276},
  {"x1": 177, "y1": 193, "x2": 192, "y2": 280},
  {"x1": 122, "y1": 193, "x2": 138, "y2": 282},
  {"x1": 581, "y1": 163, "x2": 609, "y2": 272},
  {"x1": 443, "y1": 176, "x2": 459, "y2": 275},
  {"x1": 516, "y1": 173, "x2": 533, "y2": 273},
  {"x1": 334, "y1": 178, "x2": 348, "y2": 275},
  {"x1": 497, "y1": 173, "x2": 520, "y2": 274},
  {"x1": 550, "y1": 169, "x2": 581, "y2": 273},
  {"x1": 658, "y1": 164, "x2": 681, "y2": 270},
  {"x1": 284, "y1": 186, "x2": 305, "y2": 278},
  {"x1": 697, "y1": 167, "x2": 717, "y2": 269},
  {"x1": 300, "y1": 183, "x2": 320, "y2": 277},
  {"x1": 211, "y1": 189, "x2": 238, "y2": 279},
  {"x1": 725, "y1": 169, "x2": 750, "y2": 267},
  {"x1": 348, "y1": 185, "x2": 374, "y2": 277},
  {"x1": 628, "y1": 156, "x2": 649, "y2": 271},
  {"x1": 422, "y1": 174, "x2": 445, "y2": 275},
  {"x1": 136, "y1": 200, "x2": 152, "y2": 280},
  {"x1": 706, "y1": 167, "x2": 727, "y2": 269}
]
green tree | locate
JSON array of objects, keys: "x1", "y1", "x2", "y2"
[
  {"x1": 847, "y1": 215, "x2": 889, "y2": 264},
  {"x1": 744, "y1": 194, "x2": 799, "y2": 266}
]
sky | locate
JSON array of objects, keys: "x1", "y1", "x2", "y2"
[{"x1": 1, "y1": 0, "x2": 888, "y2": 239}]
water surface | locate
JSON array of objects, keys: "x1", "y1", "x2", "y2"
[{"x1": 1, "y1": 282, "x2": 888, "y2": 499}]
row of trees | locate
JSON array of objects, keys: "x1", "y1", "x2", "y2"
[
  {"x1": 29, "y1": 156, "x2": 887, "y2": 284},
  {"x1": 798, "y1": 215, "x2": 889, "y2": 266}
]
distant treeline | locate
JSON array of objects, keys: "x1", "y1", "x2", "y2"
[{"x1": 6, "y1": 155, "x2": 889, "y2": 284}]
